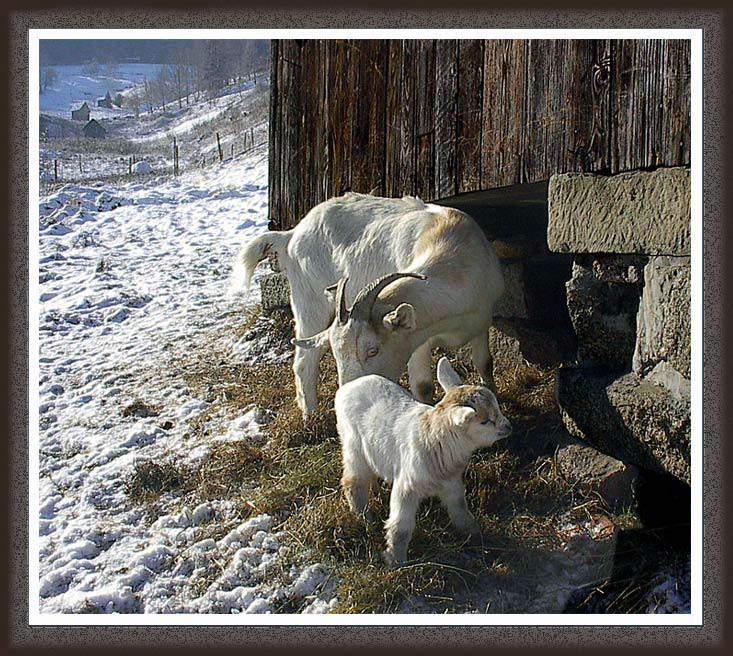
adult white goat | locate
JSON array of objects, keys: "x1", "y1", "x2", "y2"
[
  {"x1": 335, "y1": 357, "x2": 512, "y2": 566},
  {"x1": 232, "y1": 193, "x2": 504, "y2": 418}
]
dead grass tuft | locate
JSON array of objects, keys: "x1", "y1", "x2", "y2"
[{"x1": 125, "y1": 459, "x2": 193, "y2": 503}]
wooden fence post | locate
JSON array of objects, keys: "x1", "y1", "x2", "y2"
[
  {"x1": 54, "y1": 159, "x2": 58, "y2": 183},
  {"x1": 78, "y1": 154, "x2": 82, "y2": 174},
  {"x1": 250, "y1": 127, "x2": 254, "y2": 148},
  {"x1": 129, "y1": 156, "x2": 132, "y2": 175},
  {"x1": 216, "y1": 132, "x2": 223, "y2": 162}
]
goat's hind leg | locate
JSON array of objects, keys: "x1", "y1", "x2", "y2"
[{"x1": 470, "y1": 329, "x2": 496, "y2": 394}]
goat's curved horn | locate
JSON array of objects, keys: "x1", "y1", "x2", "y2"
[
  {"x1": 335, "y1": 277, "x2": 349, "y2": 324},
  {"x1": 350, "y1": 272, "x2": 427, "y2": 321}
]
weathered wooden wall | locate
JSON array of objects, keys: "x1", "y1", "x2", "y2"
[{"x1": 268, "y1": 39, "x2": 690, "y2": 230}]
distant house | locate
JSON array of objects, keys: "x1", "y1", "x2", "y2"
[
  {"x1": 83, "y1": 119, "x2": 106, "y2": 139},
  {"x1": 71, "y1": 102, "x2": 90, "y2": 122},
  {"x1": 97, "y1": 91, "x2": 114, "y2": 109}
]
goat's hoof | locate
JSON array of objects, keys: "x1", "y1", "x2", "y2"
[
  {"x1": 381, "y1": 549, "x2": 407, "y2": 569},
  {"x1": 381, "y1": 550, "x2": 398, "y2": 569}
]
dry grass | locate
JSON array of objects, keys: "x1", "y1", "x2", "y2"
[
  {"x1": 125, "y1": 459, "x2": 194, "y2": 504},
  {"x1": 124, "y1": 305, "x2": 671, "y2": 613}
]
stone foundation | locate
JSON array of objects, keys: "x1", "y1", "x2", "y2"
[{"x1": 549, "y1": 167, "x2": 691, "y2": 485}]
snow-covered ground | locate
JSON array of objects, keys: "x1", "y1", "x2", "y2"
[
  {"x1": 34, "y1": 150, "x2": 336, "y2": 615},
  {"x1": 40, "y1": 64, "x2": 164, "y2": 120}
]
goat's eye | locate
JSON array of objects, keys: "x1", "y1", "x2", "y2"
[
  {"x1": 481, "y1": 418, "x2": 495, "y2": 426},
  {"x1": 366, "y1": 346, "x2": 379, "y2": 358}
]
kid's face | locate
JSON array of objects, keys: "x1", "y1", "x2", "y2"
[{"x1": 446, "y1": 386, "x2": 512, "y2": 447}]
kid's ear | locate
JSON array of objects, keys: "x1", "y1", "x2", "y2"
[
  {"x1": 437, "y1": 357, "x2": 463, "y2": 392},
  {"x1": 382, "y1": 303, "x2": 416, "y2": 332},
  {"x1": 450, "y1": 406, "x2": 476, "y2": 427},
  {"x1": 292, "y1": 330, "x2": 329, "y2": 350}
]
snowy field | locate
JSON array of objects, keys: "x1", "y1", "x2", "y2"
[
  {"x1": 34, "y1": 151, "x2": 337, "y2": 615},
  {"x1": 40, "y1": 64, "x2": 164, "y2": 120}
]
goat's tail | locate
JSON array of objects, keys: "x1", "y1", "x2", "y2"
[{"x1": 229, "y1": 230, "x2": 293, "y2": 297}]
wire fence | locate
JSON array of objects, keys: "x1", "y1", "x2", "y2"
[{"x1": 39, "y1": 120, "x2": 269, "y2": 194}]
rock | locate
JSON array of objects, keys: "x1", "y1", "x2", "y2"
[
  {"x1": 548, "y1": 167, "x2": 690, "y2": 255},
  {"x1": 646, "y1": 361, "x2": 690, "y2": 404},
  {"x1": 492, "y1": 239, "x2": 530, "y2": 260},
  {"x1": 494, "y1": 254, "x2": 574, "y2": 324},
  {"x1": 565, "y1": 258, "x2": 643, "y2": 369},
  {"x1": 557, "y1": 367, "x2": 690, "y2": 484},
  {"x1": 259, "y1": 272, "x2": 290, "y2": 314},
  {"x1": 494, "y1": 262, "x2": 528, "y2": 319},
  {"x1": 633, "y1": 256, "x2": 691, "y2": 379},
  {"x1": 132, "y1": 161, "x2": 153, "y2": 175},
  {"x1": 555, "y1": 441, "x2": 638, "y2": 509},
  {"x1": 489, "y1": 318, "x2": 575, "y2": 371}
]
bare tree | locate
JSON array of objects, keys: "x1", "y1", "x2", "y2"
[{"x1": 40, "y1": 66, "x2": 58, "y2": 92}]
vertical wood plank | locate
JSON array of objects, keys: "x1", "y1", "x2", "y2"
[
  {"x1": 456, "y1": 39, "x2": 484, "y2": 193},
  {"x1": 267, "y1": 40, "x2": 281, "y2": 229},
  {"x1": 523, "y1": 40, "x2": 610, "y2": 183},
  {"x1": 434, "y1": 39, "x2": 458, "y2": 199},
  {"x1": 385, "y1": 40, "x2": 403, "y2": 198},
  {"x1": 398, "y1": 40, "x2": 416, "y2": 196},
  {"x1": 661, "y1": 40, "x2": 691, "y2": 168},
  {"x1": 281, "y1": 40, "x2": 304, "y2": 229},
  {"x1": 350, "y1": 41, "x2": 388, "y2": 195},
  {"x1": 414, "y1": 39, "x2": 436, "y2": 201},
  {"x1": 319, "y1": 40, "x2": 332, "y2": 204},
  {"x1": 481, "y1": 39, "x2": 526, "y2": 189},
  {"x1": 328, "y1": 40, "x2": 355, "y2": 196},
  {"x1": 612, "y1": 39, "x2": 690, "y2": 172}
]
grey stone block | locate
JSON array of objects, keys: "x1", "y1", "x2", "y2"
[
  {"x1": 259, "y1": 272, "x2": 290, "y2": 314},
  {"x1": 548, "y1": 167, "x2": 690, "y2": 255},
  {"x1": 494, "y1": 262, "x2": 528, "y2": 319},
  {"x1": 489, "y1": 318, "x2": 575, "y2": 371},
  {"x1": 633, "y1": 256, "x2": 691, "y2": 380},
  {"x1": 494, "y1": 254, "x2": 574, "y2": 325},
  {"x1": 555, "y1": 441, "x2": 638, "y2": 509},
  {"x1": 565, "y1": 257, "x2": 643, "y2": 369},
  {"x1": 557, "y1": 367, "x2": 690, "y2": 484}
]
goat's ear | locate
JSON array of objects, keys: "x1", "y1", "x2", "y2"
[
  {"x1": 291, "y1": 330, "x2": 329, "y2": 350},
  {"x1": 382, "y1": 303, "x2": 416, "y2": 332},
  {"x1": 437, "y1": 357, "x2": 463, "y2": 392},
  {"x1": 450, "y1": 406, "x2": 476, "y2": 427}
]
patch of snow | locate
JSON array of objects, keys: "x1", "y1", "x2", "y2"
[
  {"x1": 35, "y1": 142, "x2": 337, "y2": 615},
  {"x1": 132, "y1": 161, "x2": 153, "y2": 175}
]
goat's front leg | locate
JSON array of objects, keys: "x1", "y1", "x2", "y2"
[
  {"x1": 383, "y1": 481, "x2": 420, "y2": 567},
  {"x1": 438, "y1": 477, "x2": 479, "y2": 536},
  {"x1": 408, "y1": 342, "x2": 434, "y2": 404},
  {"x1": 293, "y1": 345, "x2": 324, "y2": 419},
  {"x1": 470, "y1": 330, "x2": 496, "y2": 394}
]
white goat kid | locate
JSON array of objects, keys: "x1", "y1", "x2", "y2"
[
  {"x1": 232, "y1": 193, "x2": 504, "y2": 419},
  {"x1": 335, "y1": 357, "x2": 512, "y2": 567}
]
